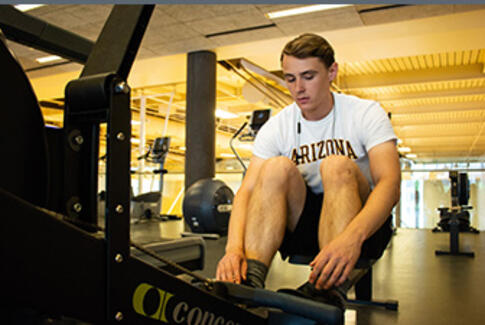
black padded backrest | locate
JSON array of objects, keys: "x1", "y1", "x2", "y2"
[
  {"x1": 0, "y1": 32, "x2": 49, "y2": 207},
  {"x1": 458, "y1": 172, "x2": 470, "y2": 206}
]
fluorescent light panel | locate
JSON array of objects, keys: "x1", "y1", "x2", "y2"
[
  {"x1": 267, "y1": 4, "x2": 351, "y2": 19},
  {"x1": 216, "y1": 109, "x2": 238, "y2": 119},
  {"x1": 405, "y1": 153, "x2": 417, "y2": 158},
  {"x1": 14, "y1": 4, "x2": 45, "y2": 12},
  {"x1": 36, "y1": 55, "x2": 62, "y2": 64}
]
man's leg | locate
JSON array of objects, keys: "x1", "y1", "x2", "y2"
[
  {"x1": 318, "y1": 155, "x2": 370, "y2": 250},
  {"x1": 282, "y1": 156, "x2": 370, "y2": 308},
  {"x1": 244, "y1": 156, "x2": 306, "y2": 287}
]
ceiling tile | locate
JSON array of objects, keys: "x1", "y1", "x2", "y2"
[
  {"x1": 187, "y1": 8, "x2": 269, "y2": 35},
  {"x1": 27, "y1": 4, "x2": 66, "y2": 16},
  {"x1": 208, "y1": 5, "x2": 258, "y2": 16},
  {"x1": 33, "y1": 9, "x2": 86, "y2": 29},
  {"x1": 66, "y1": 5, "x2": 113, "y2": 22},
  {"x1": 160, "y1": 5, "x2": 218, "y2": 23},
  {"x1": 210, "y1": 26, "x2": 284, "y2": 47},
  {"x1": 74, "y1": 20, "x2": 106, "y2": 41},
  {"x1": 150, "y1": 6, "x2": 179, "y2": 27},
  {"x1": 148, "y1": 36, "x2": 215, "y2": 57},
  {"x1": 255, "y1": 4, "x2": 304, "y2": 14},
  {"x1": 142, "y1": 23, "x2": 200, "y2": 47},
  {"x1": 359, "y1": 5, "x2": 454, "y2": 26}
]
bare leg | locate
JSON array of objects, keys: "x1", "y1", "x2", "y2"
[
  {"x1": 318, "y1": 155, "x2": 370, "y2": 249},
  {"x1": 244, "y1": 156, "x2": 307, "y2": 266}
]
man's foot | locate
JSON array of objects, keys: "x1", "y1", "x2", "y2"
[
  {"x1": 243, "y1": 259, "x2": 268, "y2": 289},
  {"x1": 241, "y1": 278, "x2": 259, "y2": 288},
  {"x1": 278, "y1": 282, "x2": 346, "y2": 311}
]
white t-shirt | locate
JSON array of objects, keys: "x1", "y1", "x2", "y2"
[{"x1": 252, "y1": 92, "x2": 397, "y2": 194}]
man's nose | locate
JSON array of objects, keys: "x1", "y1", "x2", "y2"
[{"x1": 295, "y1": 78, "x2": 304, "y2": 92}]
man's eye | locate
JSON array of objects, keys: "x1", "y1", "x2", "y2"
[
  {"x1": 286, "y1": 77, "x2": 295, "y2": 83},
  {"x1": 303, "y1": 74, "x2": 314, "y2": 80}
]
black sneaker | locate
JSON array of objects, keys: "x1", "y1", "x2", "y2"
[
  {"x1": 278, "y1": 282, "x2": 346, "y2": 311},
  {"x1": 241, "y1": 278, "x2": 262, "y2": 289}
]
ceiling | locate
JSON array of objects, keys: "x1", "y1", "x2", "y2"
[{"x1": 3, "y1": 4, "x2": 485, "y2": 168}]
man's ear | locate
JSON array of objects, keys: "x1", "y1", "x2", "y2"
[{"x1": 328, "y1": 62, "x2": 338, "y2": 82}]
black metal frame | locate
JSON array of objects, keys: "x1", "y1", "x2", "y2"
[
  {"x1": 0, "y1": 5, "x2": 92, "y2": 63},
  {"x1": 1, "y1": 189, "x2": 268, "y2": 324},
  {"x1": 434, "y1": 207, "x2": 476, "y2": 257}
]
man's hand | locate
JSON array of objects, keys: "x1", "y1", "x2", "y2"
[
  {"x1": 309, "y1": 231, "x2": 363, "y2": 290},
  {"x1": 216, "y1": 249, "x2": 247, "y2": 284}
]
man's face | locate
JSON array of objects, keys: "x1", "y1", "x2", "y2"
[{"x1": 282, "y1": 55, "x2": 337, "y2": 118}]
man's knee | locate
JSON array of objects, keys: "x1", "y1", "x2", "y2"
[
  {"x1": 320, "y1": 155, "x2": 359, "y2": 186},
  {"x1": 259, "y1": 156, "x2": 299, "y2": 188}
]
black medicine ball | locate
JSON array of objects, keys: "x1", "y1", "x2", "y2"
[{"x1": 183, "y1": 178, "x2": 234, "y2": 235}]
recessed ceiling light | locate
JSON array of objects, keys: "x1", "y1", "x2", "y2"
[
  {"x1": 14, "y1": 4, "x2": 45, "y2": 12},
  {"x1": 36, "y1": 55, "x2": 62, "y2": 64},
  {"x1": 266, "y1": 4, "x2": 351, "y2": 19}
]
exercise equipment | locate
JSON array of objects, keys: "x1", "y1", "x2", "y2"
[
  {"x1": 182, "y1": 178, "x2": 234, "y2": 239},
  {"x1": 230, "y1": 108, "x2": 271, "y2": 172},
  {"x1": 0, "y1": 5, "x2": 344, "y2": 324},
  {"x1": 132, "y1": 136, "x2": 178, "y2": 222},
  {"x1": 432, "y1": 171, "x2": 479, "y2": 257}
]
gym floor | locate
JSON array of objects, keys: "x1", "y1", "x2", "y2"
[{"x1": 133, "y1": 220, "x2": 485, "y2": 325}]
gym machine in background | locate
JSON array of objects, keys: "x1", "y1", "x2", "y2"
[
  {"x1": 0, "y1": 5, "x2": 343, "y2": 325},
  {"x1": 230, "y1": 108, "x2": 271, "y2": 173},
  {"x1": 132, "y1": 136, "x2": 178, "y2": 222},
  {"x1": 432, "y1": 171, "x2": 479, "y2": 257}
]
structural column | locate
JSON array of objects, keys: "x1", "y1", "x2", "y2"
[{"x1": 185, "y1": 50, "x2": 217, "y2": 189}]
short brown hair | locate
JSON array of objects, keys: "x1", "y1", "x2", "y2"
[{"x1": 280, "y1": 33, "x2": 335, "y2": 68}]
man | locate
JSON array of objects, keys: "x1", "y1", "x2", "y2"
[{"x1": 216, "y1": 33, "x2": 400, "y2": 306}]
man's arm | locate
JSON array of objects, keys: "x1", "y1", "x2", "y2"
[
  {"x1": 309, "y1": 140, "x2": 401, "y2": 289},
  {"x1": 216, "y1": 155, "x2": 265, "y2": 283},
  {"x1": 344, "y1": 140, "x2": 401, "y2": 244}
]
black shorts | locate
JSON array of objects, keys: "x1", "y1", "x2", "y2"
[{"x1": 279, "y1": 186, "x2": 393, "y2": 261}]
